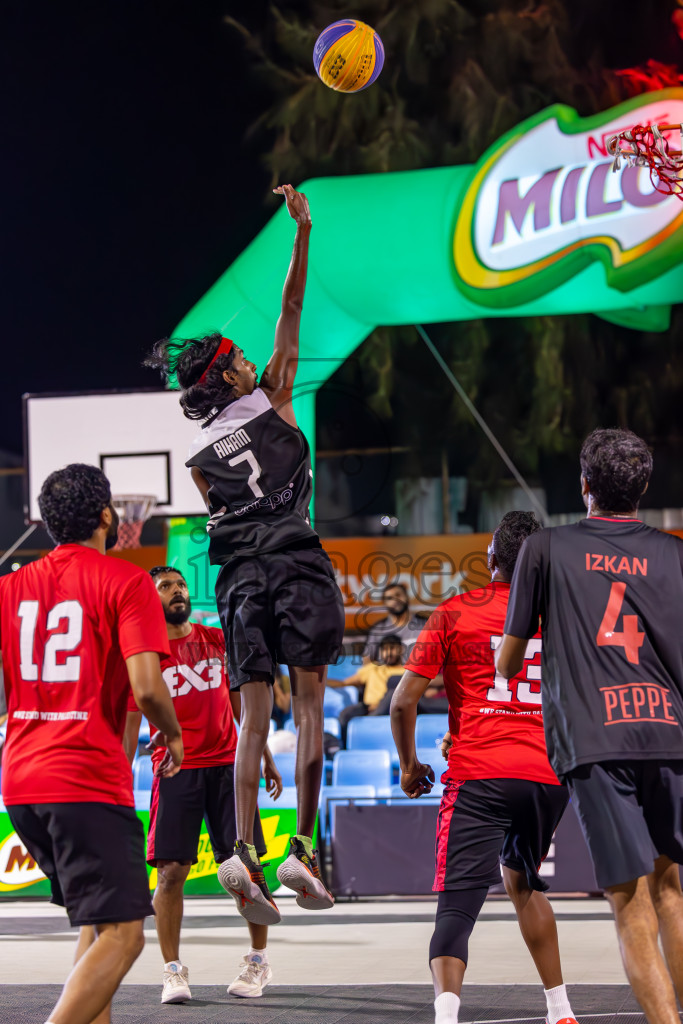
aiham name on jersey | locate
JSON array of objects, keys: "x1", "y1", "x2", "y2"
[
  {"x1": 212, "y1": 428, "x2": 251, "y2": 459},
  {"x1": 585, "y1": 553, "x2": 647, "y2": 575}
]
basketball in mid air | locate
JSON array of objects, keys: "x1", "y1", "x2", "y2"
[{"x1": 313, "y1": 19, "x2": 384, "y2": 93}]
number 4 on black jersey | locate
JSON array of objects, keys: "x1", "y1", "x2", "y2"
[{"x1": 505, "y1": 517, "x2": 683, "y2": 777}]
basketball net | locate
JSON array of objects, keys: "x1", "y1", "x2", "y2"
[
  {"x1": 111, "y1": 494, "x2": 157, "y2": 550},
  {"x1": 608, "y1": 122, "x2": 683, "y2": 198}
]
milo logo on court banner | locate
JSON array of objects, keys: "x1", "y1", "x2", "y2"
[
  {"x1": 454, "y1": 89, "x2": 683, "y2": 307},
  {"x1": 0, "y1": 831, "x2": 46, "y2": 890}
]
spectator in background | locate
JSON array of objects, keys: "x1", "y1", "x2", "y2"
[
  {"x1": 363, "y1": 583, "x2": 426, "y2": 662},
  {"x1": 336, "y1": 635, "x2": 405, "y2": 743}
]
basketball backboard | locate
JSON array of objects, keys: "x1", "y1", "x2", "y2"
[{"x1": 23, "y1": 388, "x2": 206, "y2": 522}]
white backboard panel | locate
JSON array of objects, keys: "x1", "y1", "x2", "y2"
[{"x1": 24, "y1": 389, "x2": 206, "y2": 521}]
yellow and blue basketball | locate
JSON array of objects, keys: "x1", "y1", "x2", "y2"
[{"x1": 313, "y1": 19, "x2": 384, "y2": 93}]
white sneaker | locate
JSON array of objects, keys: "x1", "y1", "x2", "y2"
[
  {"x1": 161, "y1": 963, "x2": 191, "y2": 1004},
  {"x1": 227, "y1": 954, "x2": 273, "y2": 998}
]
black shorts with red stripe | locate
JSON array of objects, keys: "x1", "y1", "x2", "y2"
[
  {"x1": 434, "y1": 777, "x2": 568, "y2": 893},
  {"x1": 147, "y1": 763, "x2": 266, "y2": 865}
]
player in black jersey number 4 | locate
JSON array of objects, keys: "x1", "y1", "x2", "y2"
[
  {"x1": 498, "y1": 429, "x2": 683, "y2": 1024},
  {"x1": 147, "y1": 185, "x2": 344, "y2": 924}
]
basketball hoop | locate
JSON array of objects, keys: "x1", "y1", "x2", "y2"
[
  {"x1": 607, "y1": 122, "x2": 683, "y2": 198},
  {"x1": 111, "y1": 494, "x2": 157, "y2": 550}
]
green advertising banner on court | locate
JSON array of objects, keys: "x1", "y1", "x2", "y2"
[
  {"x1": 168, "y1": 89, "x2": 683, "y2": 592},
  {"x1": 0, "y1": 806, "x2": 312, "y2": 898}
]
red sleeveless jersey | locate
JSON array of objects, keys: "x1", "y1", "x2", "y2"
[{"x1": 406, "y1": 581, "x2": 559, "y2": 784}]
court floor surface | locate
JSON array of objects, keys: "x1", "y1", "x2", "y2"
[
  {"x1": 0, "y1": 983, "x2": 647, "y2": 1024},
  {"x1": 0, "y1": 896, "x2": 650, "y2": 1023}
]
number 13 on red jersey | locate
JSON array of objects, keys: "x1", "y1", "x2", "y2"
[{"x1": 487, "y1": 635, "x2": 542, "y2": 705}]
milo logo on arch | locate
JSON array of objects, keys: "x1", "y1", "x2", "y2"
[
  {"x1": 0, "y1": 831, "x2": 47, "y2": 890},
  {"x1": 454, "y1": 89, "x2": 683, "y2": 307}
]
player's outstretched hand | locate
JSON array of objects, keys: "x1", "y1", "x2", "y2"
[
  {"x1": 400, "y1": 760, "x2": 435, "y2": 799},
  {"x1": 441, "y1": 731, "x2": 452, "y2": 762},
  {"x1": 263, "y1": 758, "x2": 283, "y2": 800},
  {"x1": 273, "y1": 183, "x2": 311, "y2": 227}
]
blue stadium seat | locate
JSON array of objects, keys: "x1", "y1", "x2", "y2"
[
  {"x1": 416, "y1": 746, "x2": 444, "y2": 771},
  {"x1": 332, "y1": 749, "x2": 392, "y2": 788},
  {"x1": 325, "y1": 654, "x2": 360, "y2": 681},
  {"x1": 323, "y1": 688, "x2": 348, "y2": 717},
  {"x1": 337, "y1": 685, "x2": 360, "y2": 706},
  {"x1": 323, "y1": 717, "x2": 341, "y2": 739},
  {"x1": 272, "y1": 752, "x2": 297, "y2": 787},
  {"x1": 137, "y1": 718, "x2": 151, "y2": 745},
  {"x1": 319, "y1": 784, "x2": 377, "y2": 840},
  {"x1": 415, "y1": 714, "x2": 450, "y2": 750},
  {"x1": 346, "y1": 715, "x2": 396, "y2": 754},
  {"x1": 134, "y1": 789, "x2": 151, "y2": 811},
  {"x1": 283, "y1": 717, "x2": 342, "y2": 739},
  {"x1": 133, "y1": 755, "x2": 154, "y2": 791},
  {"x1": 259, "y1": 785, "x2": 298, "y2": 810}
]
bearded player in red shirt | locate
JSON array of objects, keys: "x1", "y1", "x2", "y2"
[
  {"x1": 124, "y1": 566, "x2": 283, "y2": 1005},
  {"x1": 0, "y1": 464, "x2": 182, "y2": 1024},
  {"x1": 391, "y1": 512, "x2": 578, "y2": 1024}
]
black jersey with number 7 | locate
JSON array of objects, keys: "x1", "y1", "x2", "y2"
[
  {"x1": 505, "y1": 517, "x2": 683, "y2": 777},
  {"x1": 186, "y1": 388, "x2": 318, "y2": 565}
]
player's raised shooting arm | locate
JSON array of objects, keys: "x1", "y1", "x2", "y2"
[
  {"x1": 127, "y1": 651, "x2": 183, "y2": 776},
  {"x1": 495, "y1": 635, "x2": 528, "y2": 680},
  {"x1": 259, "y1": 185, "x2": 311, "y2": 425}
]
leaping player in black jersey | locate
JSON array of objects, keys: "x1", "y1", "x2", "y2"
[
  {"x1": 498, "y1": 429, "x2": 683, "y2": 1024},
  {"x1": 146, "y1": 185, "x2": 345, "y2": 924}
]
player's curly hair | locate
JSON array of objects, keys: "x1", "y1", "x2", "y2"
[
  {"x1": 144, "y1": 331, "x2": 238, "y2": 421},
  {"x1": 580, "y1": 428, "x2": 652, "y2": 514},
  {"x1": 492, "y1": 511, "x2": 542, "y2": 578},
  {"x1": 38, "y1": 463, "x2": 112, "y2": 545}
]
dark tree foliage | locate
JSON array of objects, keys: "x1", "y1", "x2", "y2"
[{"x1": 224, "y1": 1, "x2": 683, "y2": 521}]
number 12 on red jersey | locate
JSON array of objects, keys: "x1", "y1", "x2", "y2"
[{"x1": 18, "y1": 600, "x2": 84, "y2": 682}]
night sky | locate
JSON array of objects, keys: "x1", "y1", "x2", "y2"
[
  {"x1": 4, "y1": 0, "x2": 682, "y2": 460},
  {"x1": 4, "y1": 1, "x2": 272, "y2": 455}
]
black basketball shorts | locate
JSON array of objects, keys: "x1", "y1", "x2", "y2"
[
  {"x1": 215, "y1": 542, "x2": 345, "y2": 688},
  {"x1": 565, "y1": 759, "x2": 683, "y2": 890},
  {"x1": 434, "y1": 777, "x2": 569, "y2": 893},
  {"x1": 147, "y1": 763, "x2": 266, "y2": 865},
  {"x1": 8, "y1": 802, "x2": 153, "y2": 926}
]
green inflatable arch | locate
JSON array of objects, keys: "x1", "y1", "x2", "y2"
[{"x1": 169, "y1": 89, "x2": 683, "y2": 604}]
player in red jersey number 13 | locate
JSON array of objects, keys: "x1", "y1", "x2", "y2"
[{"x1": 391, "y1": 512, "x2": 578, "y2": 1024}]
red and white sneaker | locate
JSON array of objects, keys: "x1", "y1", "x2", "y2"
[
  {"x1": 276, "y1": 836, "x2": 334, "y2": 909},
  {"x1": 218, "y1": 841, "x2": 281, "y2": 925}
]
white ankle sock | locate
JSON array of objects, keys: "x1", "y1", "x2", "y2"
[
  {"x1": 544, "y1": 983, "x2": 573, "y2": 1024},
  {"x1": 434, "y1": 991, "x2": 460, "y2": 1024},
  {"x1": 248, "y1": 947, "x2": 268, "y2": 963},
  {"x1": 164, "y1": 960, "x2": 183, "y2": 971}
]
